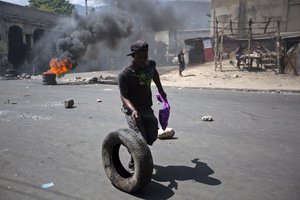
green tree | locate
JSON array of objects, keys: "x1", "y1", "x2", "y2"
[{"x1": 28, "y1": 0, "x2": 75, "y2": 15}]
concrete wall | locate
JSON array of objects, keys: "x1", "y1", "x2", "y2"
[
  {"x1": 211, "y1": 0, "x2": 300, "y2": 37},
  {"x1": 287, "y1": 0, "x2": 300, "y2": 32}
]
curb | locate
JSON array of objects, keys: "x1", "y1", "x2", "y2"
[{"x1": 167, "y1": 86, "x2": 300, "y2": 94}]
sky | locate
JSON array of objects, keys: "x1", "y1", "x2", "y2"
[{"x1": 1, "y1": 0, "x2": 210, "y2": 7}]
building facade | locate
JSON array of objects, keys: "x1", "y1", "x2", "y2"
[
  {"x1": 211, "y1": 0, "x2": 300, "y2": 37},
  {"x1": 0, "y1": 1, "x2": 63, "y2": 73}
]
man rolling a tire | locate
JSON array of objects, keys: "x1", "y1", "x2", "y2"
[{"x1": 118, "y1": 40, "x2": 167, "y2": 170}]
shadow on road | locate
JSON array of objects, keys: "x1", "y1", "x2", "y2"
[
  {"x1": 133, "y1": 181, "x2": 175, "y2": 200},
  {"x1": 152, "y1": 158, "x2": 221, "y2": 190}
]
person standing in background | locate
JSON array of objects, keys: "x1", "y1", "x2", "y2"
[{"x1": 178, "y1": 48, "x2": 185, "y2": 76}]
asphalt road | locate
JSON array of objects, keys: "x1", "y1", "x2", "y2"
[{"x1": 0, "y1": 78, "x2": 300, "y2": 200}]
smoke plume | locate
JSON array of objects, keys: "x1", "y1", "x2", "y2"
[
  {"x1": 55, "y1": 10, "x2": 133, "y2": 67},
  {"x1": 104, "y1": 0, "x2": 182, "y2": 31},
  {"x1": 32, "y1": 0, "x2": 183, "y2": 73}
]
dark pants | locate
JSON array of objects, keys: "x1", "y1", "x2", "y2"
[
  {"x1": 123, "y1": 107, "x2": 158, "y2": 146},
  {"x1": 179, "y1": 62, "x2": 185, "y2": 75},
  {"x1": 236, "y1": 55, "x2": 243, "y2": 69}
]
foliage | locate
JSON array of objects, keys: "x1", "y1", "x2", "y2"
[{"x1": 28, "y1": 0, "x2": 74, "y2": 15}]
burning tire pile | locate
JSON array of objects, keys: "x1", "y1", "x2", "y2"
[{"x1": 42, "y1": 73, "x2": 57, "y2": 85}]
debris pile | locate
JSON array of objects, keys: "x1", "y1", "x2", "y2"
[
  {"x1": 88, "y1": 77, "x2": 98, "y2": 84},
  {"x1": 1, "y1": 69, "x2": 31, "y2": 80},
  {"x1": 158, "y1": 127, "x2": 175, "y2": 139},
  {"x1": 202, "y1": 116, "x2": 214, "y2": 121},
  {"x1": 98, "y1": 75, "x2": 118, "y2": 85},
  {"x1": 4, "y1": 69, "x2": 18, "y2": 78},
  {"x1": 64, "y1": 99, "x2": 74, "y2": 109}
]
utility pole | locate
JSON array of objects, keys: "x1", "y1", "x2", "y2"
[
  {"x1": 248, "y1": 18, "x2": 253, "y2": 68},
  {"x1": 85, "y1": 0, "x2": 88, "y2": 16},
  {"x1": 277, "y1": 21, "x2": 281, "y2": 73},
  {"x1": 214, "y1": 12, "x2": 219, "y2": 71},
  {"x1": 220, "y1": 22, "x2": 224, "y2": 71}
]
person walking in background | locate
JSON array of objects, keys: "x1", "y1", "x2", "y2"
[{"x1": 178, "y1": 48, "x2": 185, "y2": 76}]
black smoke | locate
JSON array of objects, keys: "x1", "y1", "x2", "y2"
[
  {"x1": 31, "y1": 0, "x2": 183, "y2": 73},
  {"x1": 104, "y1": 0, "x2": 182, "y2": 31},
  {"x1": 56, "y1": 11, "x2": 133, "y2": 67}
]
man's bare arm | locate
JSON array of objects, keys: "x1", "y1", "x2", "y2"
[
  {"x1": 120, "y1": 89, "x2": 136, "y2": 112},
  {"x1": 120, "y1": 89, "x2": 139, "y2": 125},
  {"x1": 153, "y1": 69, "x2": 167, "y2": 99}
]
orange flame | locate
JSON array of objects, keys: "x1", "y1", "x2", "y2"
[{"x1": 45, "y1": 58, "x2": 74, "y2": 75}]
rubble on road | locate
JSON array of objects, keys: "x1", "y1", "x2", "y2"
[
  {"x1": 88, "y1": 77, "x2": 98, "y2": 84},
  {"x1": 41, "y1": 182, "x2": 54, "y2": 189},
  {"x1": 5, "y1": 69, "x2": 18, "y2": 78},
  {"x1": 202, "y1": 116, "x2": 214, "y2": 121},
  {"x1": 21, "y1": 73, "x2": 31, "y2": 79},
  {"x1": 98, "y1": 75, "x2": 118, "y2": 85},
  {"x1": 64, "y1": 99, "x2": 74, "y2": 109},
  {"x1": 158, "y1": 127, "x2": 175, "y2": 139},
  {"x1": 1, "y1": 69, "x2": 32, "y2": 80}
]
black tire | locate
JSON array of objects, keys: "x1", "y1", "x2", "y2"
[
  {"x1": 5, "y1": 73, "x2": 14, "y2": 78},
  {"x1": 102, "y1": 129, "x2": 153, "y2": 193},
  {"x1": 42, "y1": 80, "x2": 57, "y2": 85},
  {"x1": 42, "y1": 73, "x2": 57, "y2": 85},
  {"x1": 42, "y1": 75, "x2": 56, "y2": 79},
  {"x1": 6, "y1": 69, "x2": 17, "y2": 76}
]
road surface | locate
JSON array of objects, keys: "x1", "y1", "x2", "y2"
[{"x1": 0, "y1": 78, "x2": 299, "y2": 200}]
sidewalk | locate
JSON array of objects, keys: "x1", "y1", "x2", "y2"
[
  {"x1": 50, "y1": 61, "x2": 300, "y2": 93},
  {"x1": 159, "y1": 61, "x2": 300, "y2": 93}
]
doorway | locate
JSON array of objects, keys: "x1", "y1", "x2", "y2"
[{"x1": 8, "y1": 26, "x2": 27, "y2": 68}]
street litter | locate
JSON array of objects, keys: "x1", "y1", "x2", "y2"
[
  {"x1": 202, "y1": 116, "x2": 214, "y2": 121},
  {"x1": 99, "y1": 75, "x2": 118, "y2": 84},
  {"x1": 64, "y1": 99, "x2": 74, "y2": 108},
  {"x1": 158, "y1": 127, "x2": 175, "y2": 139},
  {"x1": 41, "y1": 182, "x2": 54, "y2": 189},
  {"x1": 21, "y1": 73, "x2": 31, "y2": 79},
  {"x1": 88, "y1": 77, "x2": 98, "y2": 84}
]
